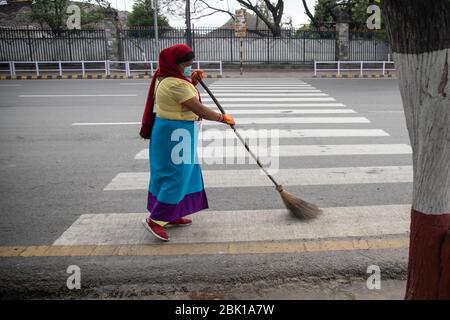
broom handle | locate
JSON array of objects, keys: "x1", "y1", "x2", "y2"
[{"x1": 198, "y1": 78, "x2": 283, "y2": 191}]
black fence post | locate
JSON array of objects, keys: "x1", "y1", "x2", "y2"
[
  {"x1": 68, "y1": 31, "x2": 73, "y2": 61},
  {"x1": 303, "y1": 31, "x2": 306, "y2": 64},
  {"x1": 27, "y1": 29, "x2": 33, "y2": 61},
  {"x1": 230, "y1": 31, "x2": 233, "y2": 64},
  {"x1": 104, "y1": 30, "x2": 108, "y2": 61},
  {"x1": 191, "y1": 27, "x2": 195, "y2": 53}
]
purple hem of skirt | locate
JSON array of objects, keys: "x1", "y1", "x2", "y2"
[{"x1": 147, "y1": 190, "x2": 209, "y2": 222}]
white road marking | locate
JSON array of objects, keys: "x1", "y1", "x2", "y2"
[
  {"x1": 71, "y1": 117, "x2": 370, "y2": 126},
  {"x1": 119, "y1": 83, "x2": 148, "y2": 85},
  {"x1": 205, "y1": 89, "x2": 318, "y2": 92},
  {"x1": 215, "y1": 109, "x2": 355, "y2": 114},
  {"x1": 72, "y1": 122, "x2": 140, "y2": 126},
  {"x1": 19, "y1": 94, "x2": 137, "y2": 97},
  {"x1": 202, "y1": 117, "x2": 370, "y2": 125},
  {"x1": 211, "y1": 82, "x2": 307, "y2": 84},
  {"x1": 204, "y1": 103, "x2": 346, "y2": 108},
  {"x1": 212, "y1": 80, "x2": 307, "y2": 83},
  {"x1": 201, "y1": 97, "x2": 336, "y2": 102},
  {"x1": 199, "y1": 129, "x2": 390, "y2": 139},
  {"x1": 72, "y1": 117, "x2": 370, "y2": 126},
  {"x1": 103, "y1": 166, "x2": 413, "y2": 190},
  {"x1": 208, "y1": 85, "x2": 313, "y2": 89},
  {"x1": 52, "y1": 204, "x2": 411, "y2": 245},
  {"x1": 201, "y1": 93, "x2": 328, "y2": 97},
  {"x1": 135, "y1": 144, "x2": 412, "y2": 160}
]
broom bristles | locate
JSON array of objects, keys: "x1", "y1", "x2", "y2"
[{"x1": 279, "y1": 189, "x2": 322, "y2": 220}]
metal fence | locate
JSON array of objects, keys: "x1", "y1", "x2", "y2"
[
  {"x1": 349, "y1": 31, "x2": 390, "y2": 61},
  {"x1": 0, "y1": 26, "x2": 390, "y2": 64},
  {"x1": 119, "y1": 27, "x2": 341, "y2": 64},
  {"x1": 0, "y1": 28, "x2": 107, "y2": 61}
]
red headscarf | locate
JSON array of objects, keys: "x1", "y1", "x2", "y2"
[{"x1": 139, "y1": 44, "x2": 198, "y2": 139}]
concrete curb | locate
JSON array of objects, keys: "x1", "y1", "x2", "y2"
[
  {"x1": 313, "y1": 74, "x2": 396, "y2": 79},
  {"x1": 0, "y1": 74, "x2": 227, "y2": 80},
  {"x1": 0, "y1": 245, "x2": 407, "y2": 299},
  {"x1": 0, "y1": 73, "x2": 398, "y2": 80}
]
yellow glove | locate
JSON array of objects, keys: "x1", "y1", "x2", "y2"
[{"x1": 191, "y1": 70, "x2": 206, "y2": 86}]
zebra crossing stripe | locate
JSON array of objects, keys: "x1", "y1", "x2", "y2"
[
  {"x1": 202, "y1": 92, "x2": 325, "y2": 97},
  {"x1": 202, "y1": 117, "x2": 370, "y2": 125},
  {"x1": 103, "y1": 166, "x2": 413, "y2": 191},
  {"x1": 211, "y1": 81, "x2": 307, "y2": 83},
  {"x1": 19, "y1": 94, "x2": 137, "y2": 97},
  {"x1": 201, "y1": 97, "x2": 335, "y2": 102},
  {"x1": 72, "y1": 122, "x2": 140, "y2": 126},
  {"x1": 214, "y1": 109, "x2": 356, "y2": 114},
  {"x1": 212, "y1": 79, "x2": 306, "y2": 80},
  {"x1": 209, "y1": 84, "x2": 313, "y2": 90},
  {"x1": 211, "y1": 80, "x2": 309, "y2": 82},
  {"x1": 134, "y1": 144, "x2": 411, "y2": 160},
  {"x1": 208, "y1": 86, "x2": 313, "y2": 89},
  {"x1": 132, "y1": 129, "x2": 389, "y2": 143},
  {"x1": 199, "y1": 129, "x2": 389, "y2": 138},
  {"x1": 209, "y1": 103, "x2": 346, "y2": 108},
  {"x1": 52, "y1": 204, "x2": 410, "y2": 246},
  {"x1": 204, "y1": 89, "x2": 319, "y2": 92},
  {"x1": 209, "y1": 82, "x2": 311, "y2": 84},
  {"x1": 72, "y1": 117, "x2": 370, "y2": 126}
]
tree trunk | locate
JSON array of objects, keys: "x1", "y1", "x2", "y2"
[
  {"x1": 381, "y1": 0, "x2": 450, "y2": 299},
  {"x1": 237, "y1": 0, "x2": 283, "y2": 37}
]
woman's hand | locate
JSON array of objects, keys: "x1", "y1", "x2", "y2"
[
  {"x1": 191, "y1": 70, "x2": 206, "y2": 86},
  {"x1": 181, "y1": 98, "x2": 236, "y2": 125},
  {"x1": 219, "y1": 114, "x2": 236, "y2": 125}
]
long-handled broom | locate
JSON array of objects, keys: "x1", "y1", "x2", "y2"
[{"x1": 197, "y1": 78, "x2": 322, "y2": 220}]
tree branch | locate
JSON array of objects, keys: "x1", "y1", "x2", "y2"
[
  {"x1": 192, "y1": 10, "x2": 232, "y2": 21},
  {"x1": 237, "y1": 0, "x2": 282, "y2": 36},
  {"x1": 195, "y1": 0, "x2": 236, "y2": 21},
  {"x1": 302, "y1": 0, "x2": 321, "y2": 29}
]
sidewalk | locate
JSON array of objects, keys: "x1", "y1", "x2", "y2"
[
  {"x1": 138, "y1": 279, "x2": 407, "y2": 300},
  {"x1": 0, "y1": 244, "x2": 408, "y2": 299}
]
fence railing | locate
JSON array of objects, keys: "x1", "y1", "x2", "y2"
[
  {"x1": 0, "y1": 60, "x2": 222, "y2": 76},
  {"x1": 0, "y1": 27, "x2": 390, "y2": 64},
  {"x1": 314, "y1": 60, "x2": 396, "y2": 76}
]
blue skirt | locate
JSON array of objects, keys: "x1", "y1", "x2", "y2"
[{"x1": 147, "y1": 116, "x2": 208, "y2": 221}]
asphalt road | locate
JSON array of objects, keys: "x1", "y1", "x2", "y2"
[{"x1": 0, "y1": 77, "x2": 411, "y2": 299}]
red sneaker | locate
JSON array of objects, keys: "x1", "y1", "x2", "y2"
[
  {"x1": 142, "y1": 218, "x2": 170, "y2": 241},
  {"x1": 167, "y1": 217, "x2": 192, "y2": 227}
]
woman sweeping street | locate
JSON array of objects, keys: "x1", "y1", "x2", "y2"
[{"x1": 139, "y1": 44, "x2": 235, "y2": 241}]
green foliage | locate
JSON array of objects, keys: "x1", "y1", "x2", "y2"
[
  {"x1": 31, "y1": 0, "x2": 69, "y2": 31},
  {"x1": 313, "y1": 0, "x2": 385, "y2": 30},
  {"x1": 313, "y1": 0, "x2": 335, "y2": 25},
  {"x1": 31, "y1": 0, "x2": 118, "y2": 31},
  {"x1": 79, "y1": 3, "x2": 107, "y2": 28},
  {"x1": 352, "y1": 0, "x2": 371, "y2": 29},
  {"x1": 294, "y1": 27, "x2": 335, "y2": 39},
  {"x1": 127, "y1": 0, "x2": 170, "y2": 28}
]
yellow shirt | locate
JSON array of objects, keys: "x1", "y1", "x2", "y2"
[{"x1": 154, "y1": 77, "x2": 200, "y2": 121}]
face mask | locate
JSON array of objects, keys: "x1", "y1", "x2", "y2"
[{"x1": 183, "y1": 65, "x2": 192, "y2": 77}]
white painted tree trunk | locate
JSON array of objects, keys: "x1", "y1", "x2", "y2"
[{"x1": 395, "y1": 49, "x2": 450, "y2": 214}]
